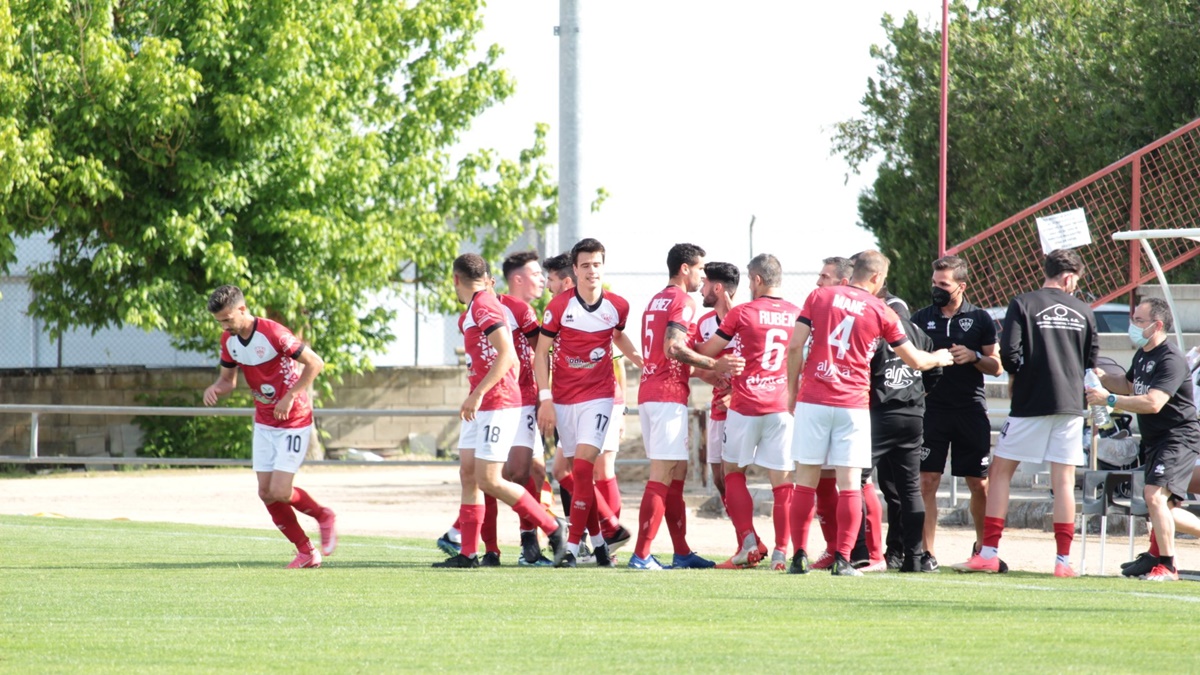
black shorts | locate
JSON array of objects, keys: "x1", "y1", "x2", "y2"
[
  {"x1": 921, "y1": 406, "x2": 991, "y2": 478},
  {"x1": 1143, "y1": 435, "x2": 1200, "y2": 501}
]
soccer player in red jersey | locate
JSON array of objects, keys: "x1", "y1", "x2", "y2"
[
  {"x1": 629, "y1": 245, "x2": 745, "y2": 571},
  {"x1": 692, "y1": 262, "x2": 741, "y2": 498},
  {"x1": 697, "y1": 254, "x2": 799, "y2": 570},
  {"x1": 786, "y1": 251, "x2": 952, "y2": 576},
  {"x1": 434, "y1": 254, "x2": 566, "y2": 568},
  {"x1": 203, "y1": 285, "x2": 337, "y2": 569},
  {"x1": 535, "y1": 238, "x2": 643, "y2": 567}
]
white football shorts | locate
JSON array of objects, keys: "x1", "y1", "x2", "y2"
[
  {"x1": 458, "y1": 407, "x2": 522, "y2": 463},
  {"x1": 253, "y1": 423, "x2": 312, "y2": 474},
  {"x1": 724, "y1": 410, "x2": 793, "y2": 471},
  {"x1": 555, "y1": 398, "x2": 615, "y2": 457},
  {"x1": 707, "y1": 418, "x2": 726, "y2": 464},
  {"x1": 791, "y1": 402, "x2": 872, "y2": 469},
  {"x1": 994, "y1": 414, "x2": 1085, "y2": 466},
  {"x1": 639, "y1": 401, "x2": 690, "y2": 461},
  {"x1": 512, "y1": 405, "x2": 545, "y2": 457}
]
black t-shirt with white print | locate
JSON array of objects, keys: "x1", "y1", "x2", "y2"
[
  {"x1": 1126, "y1": 340, "x2": 1200, "y2": 445},
  {"x1": 1000, "y1": 287, "x2": 1098, "y2": 417}
]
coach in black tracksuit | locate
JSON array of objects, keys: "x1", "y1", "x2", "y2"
[{"x1": 870, "y1": 293, "x2": 942, "y2": 572}]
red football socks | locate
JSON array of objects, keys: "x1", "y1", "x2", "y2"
[
  {"x1": 863, "y1": 484, "x2": 884, "y2": 561},
  {"x1": 482, "y1": 494, "x2": 499, "y2": 554},
  {"x1": 459, "y1": 504, "x2": 484, "y2": 558},
  {"x1": 789, "y1": 485, "x2": 816, "y2": 554},
  {"x1": 288, "y1": 487, "x2": 324, "y2": 519},
  {"x1": 265, "y1": 501, "x2": 311, "y2": 551},
  {"x1": 592, "y1": 484, "x2": 620, "y2": 538},
  {"x1": 597, "y1": 477, "x2": 622, "y2": 521},
  {"x1": 835, "y1": 489, "x2": 863, "y2": 559},
  {"x1": 723, "y1": 472, "x2": 756, "y2": 544},
  {"x1": 512, "y1": 492, "x2": 559, "y2": 534},
  {"x1": 816, "y1": 476, "x2": 838, "y2": 552},
  {"x1": 983, "y1": 516, "x2": 1005, "y2": 550},
  {"x1": 772, "y1": 483, "x2": 792, "y2": 553},
  {"x1": 634, "y1": 481, "x2": 669, "y2": 559},
  {"x1": 1053, "y1": 522, "x2": 1074, "y2": 557},
  {"x1": 567, "y1": 459, "x2": 595, "y2": 545},
  {"x1": 518, "y1": 477, "x2": 540, "y2": 531},
  {"x1": 666, "y1": 479, "x2": 691, "y2": 556}
]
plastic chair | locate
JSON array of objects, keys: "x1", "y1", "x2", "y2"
[{"x1": 1079, "y1": 470, "x2": 1137, "y2": 576}]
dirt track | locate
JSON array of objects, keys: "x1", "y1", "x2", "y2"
[{"x1": 1, "y1": 464, "x2": 1188, "y2": 576}]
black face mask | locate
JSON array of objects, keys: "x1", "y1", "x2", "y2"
[{"x1": 931, "y1": 286, "x2": 953, "y2": 308}]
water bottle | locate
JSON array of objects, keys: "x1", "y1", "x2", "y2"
[{"x1": 1083, "y1": 369, "x2": 1115, "y2": 433}]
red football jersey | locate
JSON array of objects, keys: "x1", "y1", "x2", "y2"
[
  {"x1": 638, "y1": 285, "x2": 699, "y2": 405},
  {"x1": 797, "y1": 285, "x2": 908, "y2": 409},
  {"x1": 219, "y1": 318, "x2": 313, "y2": 429},
  {"x1": 541, "y1": 289, "x2": 630, "y2": 405},
  {"x1": 714, "y1": 296, "x2": 800, "y2": 416},
  {"x1": 459, "y1": 291, "x2": 522, "y2": 412},
  {"x1": 694, "y1": 309, "x2": 733, "y2": 421},
  {"x1": 498, "y1": 294, "x2": 540, "y2": 407}
]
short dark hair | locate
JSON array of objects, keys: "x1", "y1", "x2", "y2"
[
  {"x1": 667, "y1": 243, "x2": 706, "y2": 277},
  {"x1": 851, "y1": 250, "x2": 890, "y2": 282},
  {"x1": 543, "y1": 253, "x2": 576, "y2": 283},
  {"x1": 932, "y1": 255, "x2": 969, "y2": 283},
  {"x1": 502, "y1": 250, "x2": 539, "y2": 282},
  {"x1": 1044, "y1": 248, "x2": 1085, "y2": 279},
  {"x1": 822, "y1": 256, "x2": 852, "y2": 282},
  {"x1": 570, "y1": 238, "x2": 606, "y2": 265},
  {"x1": 453, "y1": 253, "x2": 489, "y2": 281},
  {"x1": 1139, "y1": 296, "x2": 1174, "y2": 333},
  {"x1": 747, "y1": 253, "x2": 782, "y2": 287},
  {"x1": 208, "y1": 285, "x2": 245, "y2": 313},
  {"x1": 704, "y1": 262, "x2": 740, "y2": 295}
]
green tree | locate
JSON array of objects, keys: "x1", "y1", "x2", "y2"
[
  {"x1": 0, "y1": 0, "x2": 556, "y2": 378},
  {"x1": 833, "y1": 0, "x2": 1200, "y2": 303}
]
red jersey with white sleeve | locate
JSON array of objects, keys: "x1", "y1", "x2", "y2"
[
  {"x1": 219, "y1": 318, "x2": 313, "y2": 429},
  {"x1": 797, "y1": 284, "x2": 908, "y2": 409},
  {"x1": 638, "y1": 285, "x2": 699, "y2": 405},
  {"x1": 541, "y1": 289, "x2": 630, "y2": 405},
  {"x1": 498, "y1": 294, "x2": 540, "y2": 407},
  {"x1": 714, "y1": 296, "x2": 800, "y2": 416},
  {"x1": 459, "y1": 290, "x2": 522, "y2": 412},
  {"x1": 694, "y1": 309, "x2": 732, "y2": 421}
]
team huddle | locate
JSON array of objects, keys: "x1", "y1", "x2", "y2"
[{"x1": 202, "y1": 241, "x2": 1198, "y2": 581}]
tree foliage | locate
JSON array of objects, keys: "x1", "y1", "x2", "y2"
[
  {"x1": 0, "y1": 0, "x2": 556, "y2": 377},
  {"x1": 833, "y1": 0, "x2": 1200, "y2": 303}
]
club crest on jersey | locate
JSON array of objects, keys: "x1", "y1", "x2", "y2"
[
  {"x1": 1143, "y1": 361, "x2": 1155, "y2": 373},
  {"x1": 958, "y1": 318, "x2": 974, "y2": 332},
  {"x1": 600, "y1": 311, "x2": 614, "y2": 324},
  {"x1": 255, "y1": 345, "x2": 267, "y2": 358}
]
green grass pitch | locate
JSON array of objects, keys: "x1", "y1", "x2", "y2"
[{"x1": 3, "y1": 515, "x2": 1199, "y2": 673}]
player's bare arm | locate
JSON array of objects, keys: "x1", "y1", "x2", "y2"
[
  {"x1": 696, "y1": 334, "x2": 730, "y2": 359},
  {"x1": 275, "y1": 347, "x2": 325, "y2": 421},
  {"x1": 203, "y1": 366, "x2": 239, "y2": 406},
  {"x1": 1093, "y1": 367, "x2": 1133, "y2": 395},
  {"x1": 1085, "y1": 383, "x2": 1169, "y2": 415},
  {"x1": 533, "y1": 332, "x2": 556, "y2": 434},
  {"x1": 894, "y1": 342, "x2": 954, "y2": 371},
  {"x1": 786, "y1": 323, "x2": 810, "y2": 409},
  {"x1": 613, "y1": 329, "x2": 644, "y2": 369},
  {"x1": 462, "y1": 327, "x2": 518, "y2": 422},
  {"x1": 663, "y1": 324, "x2": 744, "y2": 375}
]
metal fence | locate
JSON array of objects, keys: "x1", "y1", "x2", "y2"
[{"x1": 948, "y1": 116, "x2": 1200, "y2": 309}]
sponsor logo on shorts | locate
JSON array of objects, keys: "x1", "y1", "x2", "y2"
[
  {"x1": 920, "y1": 446, "x2": 931, "y2": 461},
  {"x1": 981, "y1": 455, "x2": 990, "y2": 467}
]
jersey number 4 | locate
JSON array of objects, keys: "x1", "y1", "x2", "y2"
[{"x1": 828, "y1": 316, "x2": 856, "y2": 359}]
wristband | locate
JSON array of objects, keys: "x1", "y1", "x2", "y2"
[
  {"x1": 538, "y1": 389, "x2": 553, "y2": 402},
  {"x1": 1106, "y1": 393, "x2": 1117, "y2": 408}
]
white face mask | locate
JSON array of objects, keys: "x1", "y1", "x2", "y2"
[{"x1": 1128, "y1": 322, "x2": 1151, "y2": 349}]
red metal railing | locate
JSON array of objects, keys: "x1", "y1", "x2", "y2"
[{"x1": 948, "y1": 117, "x2": 1200, "y2": 310}]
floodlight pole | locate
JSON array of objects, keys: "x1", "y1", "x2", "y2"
[
  {"x1": 937, "y1": 0, "x2": 949, "y2": 257},
  {"x1": 556, "y1": 0, "x2": 584, "y2": 253}
]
